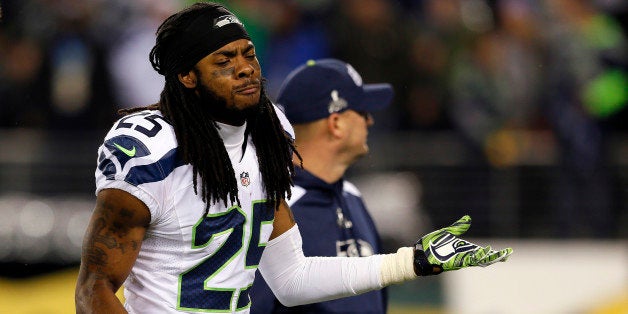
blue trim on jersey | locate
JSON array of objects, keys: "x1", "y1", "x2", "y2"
[
  {"x1": 98, "y1": 157, "x2": 117, "y2": 180},
  {"x1": 124, "y1": 147, "x2": 185, "y2": 186}
]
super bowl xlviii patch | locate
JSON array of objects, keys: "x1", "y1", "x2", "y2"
[
  {"x1": 214, "y1": 15, "x2": 244, "y2": 28},
  {"x1": 240, "y1": 172, "x2": 250, "y2": 187},
  {"x1": 328, "y1": 90, "x2": 348, "y2": 113}
]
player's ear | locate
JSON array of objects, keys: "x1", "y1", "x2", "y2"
[
  {"x1": 178, "y1": 70, "x2": 197, "y2": 88},
  {"x1": 326, "y1": 113, "x2": 344, "y2": 138}
]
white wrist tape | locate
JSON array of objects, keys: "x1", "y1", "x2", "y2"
[
  {"x1": 258, "y1": 224, "x2": 384, "y2": 307},
  {"x1": 380, "y1": 247, "x2": 418, "y2": 285}
]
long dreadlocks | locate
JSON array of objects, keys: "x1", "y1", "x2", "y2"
[{"x1": 120, "y1": 2, "x2": 299, "y2": 213}]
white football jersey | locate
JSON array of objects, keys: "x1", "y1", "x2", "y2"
[{"x1": 94, "y1": 106, "x2": 292, "y2": 313}]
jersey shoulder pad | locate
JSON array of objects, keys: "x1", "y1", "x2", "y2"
[
  {"x1": 97, "y1": 110, "x2": 181, "y2": 186},
  {"x1": 104, "y1": 110, "x2": 175, "y2": 153}
]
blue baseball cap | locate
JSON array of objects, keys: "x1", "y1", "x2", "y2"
[{"x1": 277, "y1": 59, "x2": 394, "y2": 124}]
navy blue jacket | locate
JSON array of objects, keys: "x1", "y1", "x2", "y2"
[{"x1": 250, "y1": 167, "x2": 387, "y2": 313}]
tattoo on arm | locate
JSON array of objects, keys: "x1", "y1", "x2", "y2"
[{"x1": 83, "y1": 198, "x2": 144, "y2": 280}]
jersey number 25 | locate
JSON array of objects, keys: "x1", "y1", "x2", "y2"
[{"x1": 178, "y1": 200, "x2": 273, "y2": 312}]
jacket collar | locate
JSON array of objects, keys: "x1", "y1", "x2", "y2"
[{"x1": 293, "y1": 166, "x2": 344, "y2": 192}]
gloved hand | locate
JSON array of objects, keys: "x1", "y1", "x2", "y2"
[{"x1": 413, "y1": 215, "x2": 513, "y2": 276}]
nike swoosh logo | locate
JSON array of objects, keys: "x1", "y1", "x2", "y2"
[{"x1": 114, "y1": 143, "x2": 136, "y2": 157}]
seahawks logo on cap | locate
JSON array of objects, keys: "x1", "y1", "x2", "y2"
[{"x1": 214, "y1": 15, "x2": 244, "y2": 28}]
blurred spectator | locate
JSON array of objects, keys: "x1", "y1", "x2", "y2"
[
  {"x1": 106, "y1": 0, "x2": 180, "y2": 109},
  {"x1": 426, "y1": 0, "x2": 548, "y2": 235},
  {"x1": 259, "y1": 1, "x2": 332, "y2": 99},
  {"x1": 325, "y1": 0, "x2": 418, "y2": 132},
  {"x1": 448, "y1": 0, "x2": 546, "y2": 167},
  {"x1": 0, "y1": 0, "x2": 117, "y2": 132},
  {"x1": 0, "y1": 32, "x2": 48, "y2": 127},
  {"x1": 403, "y1": 0, "x2": 471, "y2": 132},
  {"x1": 0, "y1": 0, "x2": 52, "y2": 127},
  {"x1": 540, "y1": 0, "x2": 627, "y2": 238}
]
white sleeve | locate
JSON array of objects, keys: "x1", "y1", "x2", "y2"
[{"x1": 257, "y1": 224, "x2": 417, "y2": 307}]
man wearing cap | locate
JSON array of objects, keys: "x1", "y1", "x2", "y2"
[
  {"x1": 250, "y1": 58, "x2": 393, "y2": 314},
  {"x1": 75, "y1": 2, "x2": 512, "y2": 313}
]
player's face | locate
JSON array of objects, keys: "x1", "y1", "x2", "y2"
[
  {"x1": 343, "y1": 109, "x2": 374, "y2": 162},
  {"x1": 192, "y1": 39, "x2": 262, "y2": 124}
]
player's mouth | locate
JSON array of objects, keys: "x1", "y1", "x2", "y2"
[{"x1": 234, "y1": 82, "x2": 260, "y2": 95}]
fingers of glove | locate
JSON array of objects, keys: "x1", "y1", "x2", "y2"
[
  {"x1": 498, "y1": 248, "x2": 513, "y2": 262},
  {"x1": 441, "y1": 246, "x2": 489, "y2": 271},
  {"x1": 417, "y1": 215, "x2": 472, "y2": 250},
  {"x1": 443, "y1": 215, "x2": 472, "y2": 237},
  {"x1": 476, "y1": 252, "x2": 499, "y2": 267},
  {"x1": 487, "y1": 247, "x2": 512, "y2": 263},
  {"x1": 499, "y1": 248, "x2": 513, "y2": 262},
  {"x1": 465, "y1": 246, "x2": 491, "y2": 266},
  {"x1": 477, "y1": 248, "x2": 513, "y2": 267},
  {"x1": 483, "y1": 246, "x2": 509, "y2": 263}
]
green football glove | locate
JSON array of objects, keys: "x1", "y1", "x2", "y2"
[{"x1": 413, "y1": 215, "x2": 513, "y2": 276}]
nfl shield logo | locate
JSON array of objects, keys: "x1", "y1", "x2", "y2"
[{"x1": 240, "y1": 172, "x2": 250, "y2": 187}]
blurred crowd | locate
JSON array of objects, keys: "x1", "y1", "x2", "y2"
[
  {"x1": 1, "y1": 0, "x2": 627, "y2": 238},
  {"x1": 1, "y1": 0, "x2": 627, "y2": 148},
  {"x1": 0, "y1": 0, "x2": 628, "y2": 132}
]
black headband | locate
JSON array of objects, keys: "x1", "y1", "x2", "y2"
[{"x1": 158, "y1": 9, "x2": 251, "y2": 76}]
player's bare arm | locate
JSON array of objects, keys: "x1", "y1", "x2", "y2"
[
  {"x1": 269, "y1": 199, "x2": 296, "y2": 240},
  {"x1": 75, "y1": 188, "x2": 150, "y2": 313}
]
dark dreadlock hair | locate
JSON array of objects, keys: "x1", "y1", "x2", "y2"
[{"x1": 120, "y1": 2, "x2": 300, "y2": 213}]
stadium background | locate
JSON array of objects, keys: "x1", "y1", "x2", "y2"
[{"x1": 0, "y1": 0, "x2": 626, "y2": 313}]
